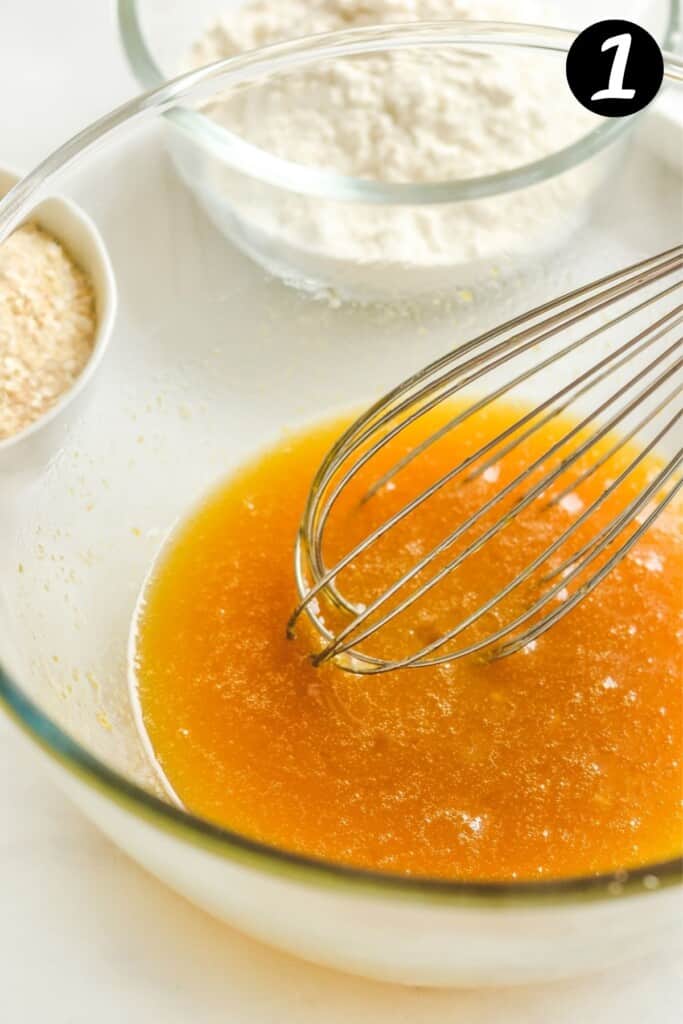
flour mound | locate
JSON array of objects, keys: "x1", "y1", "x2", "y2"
[{"x1": 185, "y1": 0, "x2": 602, "y2": 300}]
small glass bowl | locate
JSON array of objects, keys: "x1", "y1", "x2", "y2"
[{"x1": 117, "y1": 1, "x2": 681, "y2": 302}]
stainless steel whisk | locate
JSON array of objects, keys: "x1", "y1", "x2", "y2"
[{"x1": 288, "y1": 246, "x2": 683, "y2": 673}]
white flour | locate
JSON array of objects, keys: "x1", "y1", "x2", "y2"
[{"x1": 186, "y1": 0, "x2": 604, "y2": 300}]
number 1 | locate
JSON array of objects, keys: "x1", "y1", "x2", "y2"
[{"x1": 591, "y1": 33, "x2": 636, "y2": 101}]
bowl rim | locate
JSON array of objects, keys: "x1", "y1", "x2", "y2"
[
  {"x1": 116, "y1": 4, "x2": 682, "y2": 205},
  {"x1": 0, "y1": 23, "x2": 682, "y2": 906}
]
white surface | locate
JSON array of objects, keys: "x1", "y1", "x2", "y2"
[{"x1": 0, "y1": 1, "x2": 682, "y2": 1020}]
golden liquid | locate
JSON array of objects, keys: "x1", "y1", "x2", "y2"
[{"x1": 134, "y1": 402, "x2": 683, "y2": 881}]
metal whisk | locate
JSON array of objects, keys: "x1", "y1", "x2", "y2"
[{"x1": 288, "y1": 246, "x2": 683, "y2": 673}]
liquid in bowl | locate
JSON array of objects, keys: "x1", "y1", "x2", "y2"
[{"x1": 131, "y1": 398, "x2": 683, "y2": 882}]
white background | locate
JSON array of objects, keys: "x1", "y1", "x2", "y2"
[{"x1": 0, "y1": 2, "x2": 682, "y2": 1021}]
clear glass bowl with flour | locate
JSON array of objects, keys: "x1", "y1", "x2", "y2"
[{"x1": 118, "y1": 2, "x2": 681, "y2": 303}]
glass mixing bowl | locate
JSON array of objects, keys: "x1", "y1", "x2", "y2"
[
  {"x1": 0, "y1": 26, "x2": 682, "y2": 987},
  {"x1": 117, "y1": 2, "x2": 682, "y2": 302}
]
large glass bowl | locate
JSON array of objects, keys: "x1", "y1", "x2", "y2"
[
  {"x1": 116, "y1": 1, "x2": 682, "y2": 302},
  {"x1": 0, "y1": 26, "x2": 682, "y2": 987}
]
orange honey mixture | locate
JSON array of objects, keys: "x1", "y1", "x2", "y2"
[{"x1": 134, "y1": 402, "x2": 683, "y2": 881}]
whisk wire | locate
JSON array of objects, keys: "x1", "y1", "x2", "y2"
[
  {"x1": 305, "y1": 249, "x2": 683, "y2": 551},
  {"x1": 292, "y1": 292, "x2": 682, "y2": 634},
  {"x1": 313, "y1": 350, "x2": 682, "y2": 668},
  {"x1": 291, "y1": 246, "x2": 683, "y2": 672},
  {"x1": 496, "y1": 465, "x2": 683, "y2": 659},
  {"x1": 363, "y1": 279, "x2": 683, "y2": 502}
]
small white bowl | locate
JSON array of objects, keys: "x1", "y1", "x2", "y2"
[{"x1": 0, "y1": 165, "x2": 117, "y2": 493}]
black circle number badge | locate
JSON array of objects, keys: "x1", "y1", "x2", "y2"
[{"x1": 566, "y1": 20, "x2": 664, "y2": 117}]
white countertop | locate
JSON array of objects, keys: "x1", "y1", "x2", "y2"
[{"x1": 1, "y1": 2, "x2": 682, "y2": 1021}]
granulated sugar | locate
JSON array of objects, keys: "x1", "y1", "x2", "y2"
[{"x1": 0, "y1": 222, "x2": 96, "y2": 440}]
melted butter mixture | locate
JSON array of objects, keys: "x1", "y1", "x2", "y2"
[{"x1": 133, "y1": 401, "x2": 682, "y2": 881}]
